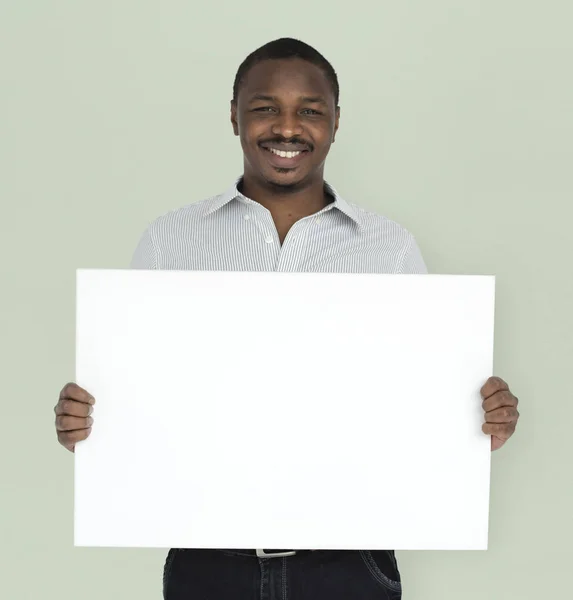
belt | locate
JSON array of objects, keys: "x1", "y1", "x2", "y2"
[
  {"x1": 216, "y1": 549, "x2": 320, "y2": 559},
  {"x1": 231, "y1": 549, "x2": 316, "y2": 558},
  {"x1": 256, "y1": 549, "x2": 298, "y2": 558}
]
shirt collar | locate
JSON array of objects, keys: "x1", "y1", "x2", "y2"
[{"x1": 205, "y1": 176, "x2": 363, "y2": 230}]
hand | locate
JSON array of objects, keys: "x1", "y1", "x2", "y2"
[
  {"x1": 54, "y1": 382, "x2": 95, "y2": 452},
  {"x1": 480, "y1": 376, "x2": 520, "y2": 451}
]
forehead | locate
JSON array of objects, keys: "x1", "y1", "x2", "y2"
[{"x1": 240, "y1": 58, "x2": 333, "y2": 103}]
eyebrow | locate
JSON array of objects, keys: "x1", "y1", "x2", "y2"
[
  {"x1": 248, "y1": 93, "x2": 328, "y2": 106},
  {"x1": 300, "y1": 96, "x2": 328, "y2": 105}
]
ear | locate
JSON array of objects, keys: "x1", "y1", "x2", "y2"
[
  {"x1": 332, "y1": 106, "x2": 341, "y2": 143},
  {"x1": 230, "y1": 101, "x2": 239, "y2": 136}
]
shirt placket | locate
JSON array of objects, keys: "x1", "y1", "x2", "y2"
[
  {"x1": 239, "y1": 197, "x2": 333, "y2": 272},
  {"x1": 240, "y1": 199, "x2": 282, "y2": 270},
  {"x1": 276, "y1": 218, "x2": 313, "y2": 272},
  {"x1": 278, "y1": 205, "x2": 336, "y2": 272}
]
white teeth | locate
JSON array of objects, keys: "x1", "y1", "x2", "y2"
[{"x1": 269, "y1": 148, "x2": 301, "y2": 158}]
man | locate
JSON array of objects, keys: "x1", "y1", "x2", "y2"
[{"x1": 54, "y1": 38, "x2": 520, "y2": 599}]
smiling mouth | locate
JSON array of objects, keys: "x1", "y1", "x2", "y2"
[
  {"x1": 266, "y1": 147, "x2": 305, "y2": 158},
  {"x1": 260, "y1": 146, "x2": 310, "y2": 167}
]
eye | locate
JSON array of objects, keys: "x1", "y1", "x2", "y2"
[
  {"x1": 301, "y1": 109, "x2": 322, "y2": 115},
  {"x1": 252, "y1": 107, "x2": 276, "y2": 113}
]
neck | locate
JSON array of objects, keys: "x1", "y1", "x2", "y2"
[{"x1": 239, "y1": 174, "x2": 331, "y2": 243}]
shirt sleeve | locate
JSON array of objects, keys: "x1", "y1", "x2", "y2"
[
  {"x1": 400, "y1": 234, "x2": 428, "y2": 274},
  {"x1": 130, "y1": 227, "x2": 157, "y2": 269}
]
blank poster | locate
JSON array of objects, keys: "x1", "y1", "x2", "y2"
[{"x1": 74, "y1": 269, "x2": 495, "y2": 550}]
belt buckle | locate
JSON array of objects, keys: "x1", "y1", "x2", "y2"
[{"x1": 256, "y1": 549, "x2": 297, "y2": 558}]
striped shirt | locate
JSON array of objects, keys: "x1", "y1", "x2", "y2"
[{"x1": 130, "y1": 177, "x2": 427, "y2": 275}]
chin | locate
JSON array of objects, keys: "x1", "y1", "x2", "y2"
[{"x1": 263, "y1": 168, "x2": 306, "y2": 189}]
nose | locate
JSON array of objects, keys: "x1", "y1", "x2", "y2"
[{"x1": 271, "y1": 111, "x2": 304, "y2": 139}]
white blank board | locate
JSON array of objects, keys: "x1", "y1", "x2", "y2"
[{"x1": 75, "y1": 269, "x2": 495, "y2": 550}]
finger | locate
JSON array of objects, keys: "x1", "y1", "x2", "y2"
[
  {"x1": 484, "y1": 406, "x2": 520, "y2": 424},
  {"x1": 59, "y1": 382, "x2": 95, "y2": 405},
  {"x1": 480, "y1": 376, "x2": 509, "y2": 399},
  {"x1": 55, "y1": 398, "x2": 93, "y2": 417},
  {"x1": 55, "y1": 415, "x2": 93, "y2": 432},
  {"x1": 58, "y1": 427, "x2": 91, "y2": 449},
  {"x1": 482, "y1": 421, "x2": 516, "y2": 439},
  {"x1": 482, "y1": 390, "x2": 518, "y2": 412}
]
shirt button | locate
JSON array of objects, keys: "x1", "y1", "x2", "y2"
[
  {"x1": 265, "y1": 236, "x2": 273, "y2": 244},
  {"x1": 243, "y1": 214, "x2": 250, "y2": 221},
  {"x1": 315, "y1": 217, "x2": 321, "y2": 224}
]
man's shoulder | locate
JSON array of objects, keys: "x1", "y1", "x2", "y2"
[
  {"x1": 347, "y1": 201, "x2": 415, "y2": 243},
  {"x1": 145, "y1": 194, "x2": 219, "y2": 234},
  {"x1": 345, "y1": 200, "x2": 426, "y2": 273}
]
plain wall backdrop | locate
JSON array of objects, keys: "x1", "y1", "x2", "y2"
[{"x1": 1, "y1": 1, "x2": 572, "y2": 599}]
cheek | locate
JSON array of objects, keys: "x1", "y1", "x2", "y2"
[
  {"x1": 312, "y1": 123, "x2": 335, "y2": 145},
  {"x1": 314, "y1": 133, "x2": 334, "y2": 156},
  {"x1": 237, "y1": 126, "x2": 253, "y2": 151},
  {"x1": 239, "y1": 124, "x2": 262, "y2": 149},
  {"x1": 238, "y1": 128, "x2": 263, "y2": 164}
]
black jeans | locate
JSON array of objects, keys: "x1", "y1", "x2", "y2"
[{"x1": 163, "y1": 548, "x2": 402, "y2": 599}]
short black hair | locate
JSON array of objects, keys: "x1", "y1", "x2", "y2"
[{"x1": 232, "y1": 37, "x2": 339, "y2": 106}]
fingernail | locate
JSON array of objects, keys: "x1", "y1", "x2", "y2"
[
  {"x1": 88, "y1": 395, "x2": 96, "y2": 404},
  {"x1": 88, "y1": 405, "x2": 93, "y2": 415},
  {"x1": 87, "y1": 417, "x2": 93, "y2": 426}
]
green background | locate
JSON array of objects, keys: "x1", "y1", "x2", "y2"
[{"x1": 1, "y1": 1, "x2": 572, "y2": 598}]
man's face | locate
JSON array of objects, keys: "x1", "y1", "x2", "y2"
[{"x1": 231, "y1": 58, "x2": 340, "y2": 190}]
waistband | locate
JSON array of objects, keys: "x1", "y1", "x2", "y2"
[{"x1": 219, "y1": 549, "x2": 316, "y2": 558}]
